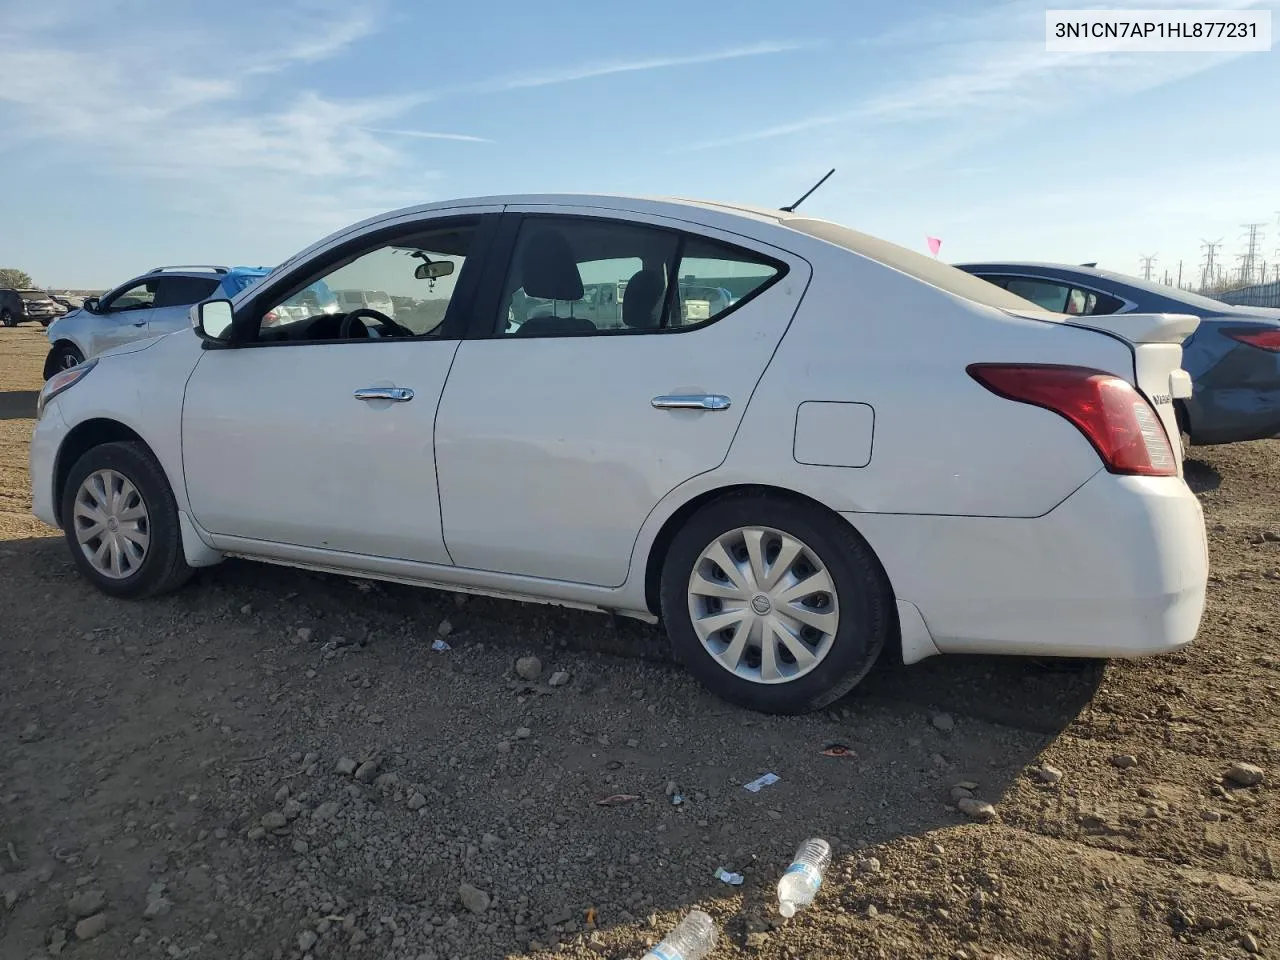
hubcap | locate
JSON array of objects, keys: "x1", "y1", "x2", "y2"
[
  {"x1": 687, "y1": 526, "x2": 839, "y2": 685},
  {"x1": 73, "y1": 469, "x2": 150, "y2": 579}
]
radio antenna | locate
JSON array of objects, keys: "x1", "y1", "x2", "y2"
[{"x1": 780, "y1": 168, "x2": 835, "y2": 213}]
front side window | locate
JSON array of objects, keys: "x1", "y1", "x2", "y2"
[
  {"x1": 103, "y1": 281, "x2": 157, "y2": 312},
  {"x1": 496, "y1": 217, "x2": 783, "y2": 337},
  {"x1": 153, "y1": 277, "x2": 220, "y2": 308},
  {"x1": 257, "y1": 220, "x2": 477, "y2": 343}
]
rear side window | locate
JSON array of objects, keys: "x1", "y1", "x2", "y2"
[
  {"x1": 983, "y1": 275, "x2": 1126, "y2": 316},
  {"x1": 496, "y1": 216, "x2": 785, "y2": 337},
  {"x1": 153, "y1": 277, "x2": 220, "y2": 308}
]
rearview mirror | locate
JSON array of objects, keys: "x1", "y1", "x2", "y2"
[
  {"x1": 82, "y1": 297, "x2": 100, "y2": 314},
  {"x1": 415, "y1": 260, "x2": 454, "y2": 281},
  {"x1": 192, "y1": 299, "x2": 234, "y2": 344}
]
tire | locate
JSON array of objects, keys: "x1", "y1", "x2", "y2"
[
  {"x1": 660, "y1": 493, "x2": 892, "y2": 714},
  {"x1": 1, "y1": 310, "x2": 15, "y2": 327},
  {"x1": 60, "y1": 441, "x2": 193, "y2": 599},
  {"x1": 46, "y1": 343, "x2": 85, "y2": 378}
]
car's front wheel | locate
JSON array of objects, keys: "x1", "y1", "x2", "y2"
[
  {"x1": 61, "y1": 441, "x2": 193, "y2": 599},
  {"x1": 46, "y1": 343, "x2": 85, "y2": 378},
  {"x1": 660, "y1": 493, "x2": 893, "y2": 714}
]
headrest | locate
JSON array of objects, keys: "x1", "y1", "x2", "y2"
[
  {"x1": 623, "y1": 269, "x2": 666, "y2": 329},
  {"x1": 521, "y1": 229, "x2": 584, "y2": 301}
]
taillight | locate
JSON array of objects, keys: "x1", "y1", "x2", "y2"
[
  {"x1": 967, "y1": 363, "x2": 1176, "y2": 477},
  {"x1": 1225, "y1": 328, "x2": 1280, "y2": 352}
]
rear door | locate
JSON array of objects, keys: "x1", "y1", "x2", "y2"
[{"x1": 433, "y1": 207, "x2": 811, "y2": 587}]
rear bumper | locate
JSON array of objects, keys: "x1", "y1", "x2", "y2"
[{"x1": 848, "y1": 471, "x2": 1208, "y2": 659}]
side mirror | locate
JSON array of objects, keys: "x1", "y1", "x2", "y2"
[
  {"x1": 414, "y1": 260, "x2": 454, "y2": 281},
  {"x1": 82, "y1": 297, "x2": 100, "y2": 314},
  {"x1": 192, "y1": 299, "x2": 234, "y2": 344}
]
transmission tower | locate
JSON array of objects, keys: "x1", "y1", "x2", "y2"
[
  {"x1": 1237, "y1": 222, "x2": 1266, "y2": 285},
  {"x1": 1199, "y1": 238, "x2": 1223, "y2": 291},
  {"x1": 1139, "y1": 254, "x2": 1157, "y2": 282}
]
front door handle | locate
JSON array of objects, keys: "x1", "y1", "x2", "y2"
[
  {"x1": 131, "y1": 321, "x2": 146, "y2": 327},
  {"x1": 651, "y1": 394, "x2": 731, "y2": 411},
  {"x1": 353, "y1": 386, "x2": 414, "y2": 402}
]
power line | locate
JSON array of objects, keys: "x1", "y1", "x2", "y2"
[{"x1": 1139, "y1": 253, "x2": 1158, "y2": 282}]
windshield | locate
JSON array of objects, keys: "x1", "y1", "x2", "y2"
[{"x1": 17, "y1": 290, "x2": 48, "y2": 301}]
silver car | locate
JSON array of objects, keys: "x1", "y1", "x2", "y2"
[{"x1": 43, "y1": 265, "x2": 271, "y2": 378}]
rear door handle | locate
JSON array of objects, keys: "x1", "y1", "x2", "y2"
[
  {"x1": 651, "y1": 394, "x2": 731, "y2": 411},
  {"x1": 353, "y1": 386, "x2": 414, "y2": 402}
]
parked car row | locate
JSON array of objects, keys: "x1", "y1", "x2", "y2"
[
  {"x1": 31, "y1": 194, "x2": 1212, "y2": 714},
  {"x1": 1, "y1": 288, "x2": 67, "y2": 327}
]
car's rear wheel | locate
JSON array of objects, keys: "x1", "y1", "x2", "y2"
[
  {"x1": 660, "y1": 493, "x2": 892, "y2": 714},
  {"x1": 61, "y1": 441, "x2": 193, "y2": 599},
  {"x1": 1, "y1": 310, "x2": 15, "y2": 327}
]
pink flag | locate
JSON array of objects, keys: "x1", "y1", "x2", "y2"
[{"x1": 927, "y1": 236, "x2": 942, "y2": 256}]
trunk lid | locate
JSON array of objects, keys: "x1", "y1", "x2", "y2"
[{"x1": 1007, "y1": 309, "x2": 1199, "y2": 472}]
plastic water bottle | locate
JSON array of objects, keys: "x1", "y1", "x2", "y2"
[
  {"x1": 641, "y1": 908, "x2": 717, "y2": 960},
  {"x1": 777, "y1": 838, "x2": 832, "y2": 918}
]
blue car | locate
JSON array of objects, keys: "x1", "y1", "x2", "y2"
[{"x1": 956, "y1": 261, "x2": 1280, "y2": 445}]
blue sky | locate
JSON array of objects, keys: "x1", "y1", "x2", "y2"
[{"x1": 0, "y1": 0, "x2": 1276, "y2": 288}]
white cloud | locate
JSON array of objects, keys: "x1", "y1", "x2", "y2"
[
  {"x1": 363, "y1": 128, "x2": 493, "y2": 143},
  {"x1": 474, "y1": 40, "x2": 815, "y2": 92}
]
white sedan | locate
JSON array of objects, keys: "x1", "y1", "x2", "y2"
[{"x1": 29, "y1": 194, "x2": 1209, "y2": 714}]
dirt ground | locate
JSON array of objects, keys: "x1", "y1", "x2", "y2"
[{"x1": 1, "y1": 323, "x2": 1277, "y2": 960}]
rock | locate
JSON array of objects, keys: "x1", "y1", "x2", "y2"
[
  {"x1": 931, "y1": 713, "x2": 955, "y2": 732},
  {"x1": 481, "y1": 833, "x2": 500, "y2": 849},
  {"x1": 1241, "y1": 932, "x2": 1261, "y2": 954},
  {"x1": 957, "y1": 797, "x2": 997, "y2": 822},
  {"x1": 857, "y1": 857, "x2": 881, "y2": 875},
  {"x1": 1034, "y1": 764, "x2": 1064, "y2": 785},
  {"x1": 665, "y1": 781, "x2": 679, "y2": 797},
  {"x1": 298, "y1": 929, "x2": 318, "y2": 952},
  {"x1": 1110, "y1": 754, "x2": 1138, "y2": 769},
  {"x1": 247, "y1": 826, "x2": 266, "y2": 841},
  {"x1": 515, "y1": 657, "x2": 543, "y2": 681},
  {"x1": 292, "y1": 840, "x2": 309, "y2": 854},
  {"x1": 75, "y1": 913, "x2": 108, "y2": 940},
  {"x1": 297, "y1": 628, "x2": 313, "y2": 642},
  {"x1": 260, "y1": 811, "x2": 287, "y2": 830},
  {"x1": 863, "y1": 904, "x2": 879, "y2": 919},
  {"x1": 313, "y1": 801, "x2": 340, "y2": 822},
  {"x1": 1200, "y1": 809, "x2": 1223, "y2": 822},
  {"x1": 950, "y1": 786, "x2": 973, "y2": 802},
  {"x1": 350, "y1": 928, "x2": 368, "y2": 945},
  {"x1": 273, "y1": 784, "x2": 291, "y2": 803},
  {"x1": 1225, "y1": 762, "x2": 1265, "y2": 787},
  {"x1": 335, "y1": 757, "x2": 357, "y2": 776},
  {"x1": 282, "y1": 799, "x2": 304, "y2": 820},
  {"x1": 143, "y1": 897, "x2": 172, "y2": 919},
  {"x1": 548, "y1": 671, "x2": 570, "y2": 687},
  {"x1": 68, "y1": 889, "x2": 105, "y2": 919},
  {"x1": 239, "y1": 603, "x2": 253, "y2": 615},
  {"x1": 437, "y1": 619, "x2": 454, "y2": 638},
  {"x1": 514, "y1": 727, "x2": 532, "y2": 740},
  {"x1": 407, "y1": 792, "x2": 427, "y2": 811},
  {"x1": 459, "y1": 883, "x2": 490, "y2": 914},
  {"x1": 496, "y1": 741, "x2": 511, "y2": 755},
  {"x1": 354, "y1": 759, "x2": 380, "y2": 783},
  {"x1": 1262, "y1": 530, "x2": 1280, "y2": 543}
]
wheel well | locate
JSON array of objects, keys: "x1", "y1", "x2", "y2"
[
  {"x1": 53, "y1": 419, "x2": 147, "y2": 526},
  {"x1": 1174, "y1": 399, "x2": 1190, "y2": 435},
  {"x1": 642, "y1": 483, "x2": 900, "y2": 633}
]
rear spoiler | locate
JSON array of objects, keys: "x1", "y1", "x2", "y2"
[{"x1": 1004, "y1": 309, "x2": 1200, "y2": 344}]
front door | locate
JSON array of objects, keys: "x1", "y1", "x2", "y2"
[
  {"x1": 92, "y1": 279, "x2": 157, "y2": 355},
  {"x1": 435, "y1": 208, "x2": 810, "y2": 587},
  {"x1": 181, "y1": 212, "x2": 496, "y2": 565}
]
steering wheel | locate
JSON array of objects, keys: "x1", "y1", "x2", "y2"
[{"x1": 339, "y1": 308, "x2": 414, "y2": 339}]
